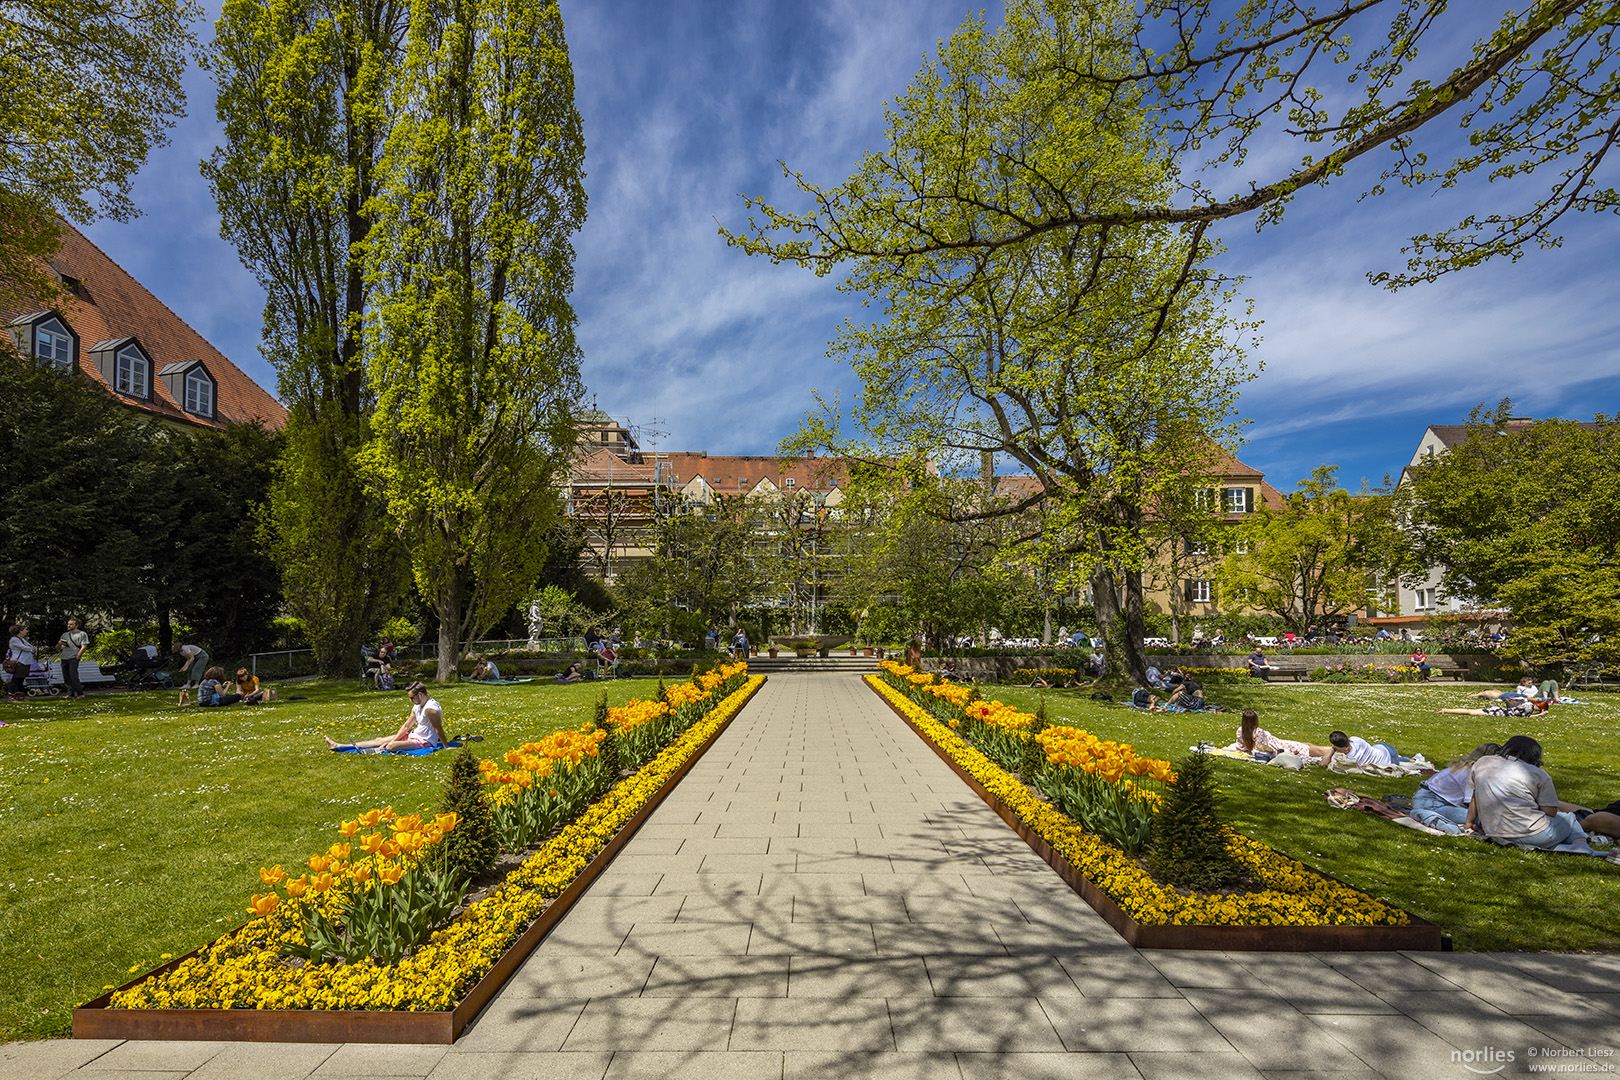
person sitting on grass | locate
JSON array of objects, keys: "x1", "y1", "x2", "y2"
[
  {"x1": 233, "y1": 668, "x2": 276, "y2": 704},
  {"x1": 1234, "y1": 709, "x2": 1330, "y2": 759},
  {"x1": 324, "y1": 682, "x2": 444, "y2": 752},
  {"x1": 1322, "y1": 730, "x2": 1408, "y2": 767},
  {"x1": 1474, "y1": 677, "x2": 1560, "y2": 705},
  {"x1": 470, "y1": 655, "x2": 501, "y2": 682},
  {"x1": 1467, "y1": 735, "x2": 1591, "y2": 850},
  {"x1": 1411, "y1": 743, "x2": 1501, "y2": 835},
  {"x1": 555, "y1": 662, "x2": 584, "y2": 684},
  {"x1": 183, "y1": 667, "x2": 244, "y2": 707}
]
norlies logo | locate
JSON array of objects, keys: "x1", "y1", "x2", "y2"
[{"x1": 1454, "y1": 1047, "x2": 1516, "y2": 1075}]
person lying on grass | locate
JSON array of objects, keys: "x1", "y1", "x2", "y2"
[
  {"x1": 1323, "y1": 730, "x2": 1411, "y2": 768},
  {"x1": 554, "y1": 663, "x2": 584, "y2": 684},
  {"x1": 1473, "y1": 678, "x2": 1559, "y2": 704},
  {"x1": 1234, "y1": 709, "x2": 1332, "y2": 760},
  {"x1": 1440, "y1": 698, "x2": 1550, "y2": 719},
  {"x1": 1467, "y1": 735, "x2": 1593, "y2": 850},
  {"x1": 324, "y1": 682, "x2": 444, "y2": 752}
]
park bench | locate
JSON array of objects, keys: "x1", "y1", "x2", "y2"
[{"x1": 1266, "y1": 666, "x2": 1310, "y2": 682}]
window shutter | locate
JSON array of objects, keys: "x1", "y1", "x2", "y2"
[
  {"x1": 1184, "y1": 580, "x2": 1194, "y2": 603},
  {"x1": 1244, "y1": 487, "x2": 1255, "y2": 513}
]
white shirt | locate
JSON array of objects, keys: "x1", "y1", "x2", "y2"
[
  {"x1": 1421, "y1": 766, "x2": 1472, "y2": 807},
  {"x1": 410, "y1": 697, "x2": 444, "y2": 745},
  {"x1": 1341, "y1": 737, "x2": 1395, "y2": 767},
  {"x1": 8, "y1": 636, "x2": 35, "y2": 667}
]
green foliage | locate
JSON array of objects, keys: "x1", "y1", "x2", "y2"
[
  {"x1": 726, "y1": 1, "x2": 1254, "y2": 680},
  {"x1": 1018, "y1": 697, "x2": 1049, "y2": 783},
  {"x1": 1218, "y1": 466, "x2": 1395, "y2": 636},
  {"x1": 437, "y1": 750, "x2": 499, "y2": 882},
  {"x1": 0, "y1": 0, "x2": 197, "y2": 313},
  {"x1": 379, "y1": 616, "x2": 418, "y2": 647},
  {"x1": 358, "y1": 0, "x2": 587, "y2": 680},
  {"x1": 1146, "y1": 752, "x2": 1246, "y2": 892},
  {"x1": 1396, "y1": 408, "x2": 1620, "y2": 669}
]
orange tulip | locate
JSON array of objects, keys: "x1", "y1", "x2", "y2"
[
  {"x1": 351, "y1": 863, "x2": 373, "y2": 884},
  {"x1": 307, "y1": 854, "x2": 329, "y2": 874},
  {"x1": 259, "y1": 864, "x2": 286, "y2": 887},
  {"x1": 338, "y1": 819, "x2": 360, "y2": 837},
  {"x1": 309, "y1": 872, "x2": 335, "y2": 894},
  {"x1": 284, "y1": 875, "x2": 309, "y2": 898},
  {"x1": 379, "y1": 840, "x2": 401, "y2": 860},
  {"x1": 247, "y1": 893, "x2": 280, "y2": 917},
  {"x1": 328, "y1": 842, "x2": 351, "y2": 860},
  {"x1": 435, "y1": 812, "x2": 458, "y2": 833},
  {"x1": 378, "y1": 864, "x2": 405, "y2": 886},
  {"x1": 359, "y1": 832, "x2": 385, "y2": 854},
  {"x1": 357, "y1": 809, "x2": 383, "y2": 828}
]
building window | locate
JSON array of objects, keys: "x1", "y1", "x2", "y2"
[
  {"x1": 35, "y1": 321, "x2": 72, "y2": 369},
  {"x1": 1185, "y1": 537, "x2": 1209, "y2": 556},
  {"x1": 1229, "y1": 534, "x2": 1251, "y2": 555},
  {"x1": 184, "y1": 370, "x2": 214, "y2": 417},
  {"x1": 1224, "y1": 487, "x2": 1254, "y2": 514},
  {"x1": 115, "y1": 346, "x2": 149, "y2": 398},
  {"x1": 785, "y1": 478, "x2": 795, "y2": 489},
  {"x1": 1414, "y1": 587, "x2": 1437, "y2": 611},
  {"x1": 1184, "y1": 579, "x2": 1212, "y2": 603},
  {"x1": 1193, "y1": 487, "x2": 1216, "y2": 511}
]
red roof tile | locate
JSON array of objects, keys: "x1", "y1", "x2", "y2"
[
  {"x1": 665, "y1": 453, "x2": 848, "y2": 493},
  {"x1": 3, "y1": 221, "x2": 286, "y2": 430}
]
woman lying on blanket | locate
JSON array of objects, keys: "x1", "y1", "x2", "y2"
[
  {"x1": 1234, "y1": 710, "x2": 1332, "y2": 760},
  {"x1": 1473, "y1": 677, "x2": 1560, "y2": 704},
  {"x1": 1440, "y1": 698, "x2": 1550, "y2": 719},
  {"x1": 324, "y1": 682, "x2": 444, "y2": 752}
]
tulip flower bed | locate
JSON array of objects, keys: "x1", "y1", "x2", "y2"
[
  {"x1": 869, "y1": 668, "x2": 1440, "y2": 950},
  {"x1": 75, "y1": 669, "x2": 765, "y2": 1043}
]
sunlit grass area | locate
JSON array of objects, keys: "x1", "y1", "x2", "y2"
[
  {"x1": 992, "y1": 682, "x2": 1620, "y2": 954},
  {"x1": 0, "y1": 677, "x2": 665, "y2": 1041}
]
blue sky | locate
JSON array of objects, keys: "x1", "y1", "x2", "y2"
[{"x1": 85, "y1": 0, "x2": 1620, "y2": 494}]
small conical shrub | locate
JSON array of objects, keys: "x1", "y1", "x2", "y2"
[
  {"x1": 1145, "y1": 751, "x2": 1246, "y2": 892},
  {"x1": 438, "y1": 749, "x2": 499, "y2": 881},
  {"x1": 1019, "y1": 697, "x2": 1049, "y2": 783},
  {"x1": 656, "y1": 676, "x2": 668, "y2": 704},
  {"x1": 591, "y1": 689, "x2": 609, "y2": 729}
]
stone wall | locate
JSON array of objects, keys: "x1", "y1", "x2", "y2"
[{"x1": 920, "y1": 653, "x2": 1502, "y2": 683}]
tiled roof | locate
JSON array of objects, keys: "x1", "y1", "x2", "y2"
[
  {"x1": 2, "y1": 221, "x2": 286, "y2": 430},
  {"x1": 665, "y1": 453, "x2": 848, "y2": 494}
]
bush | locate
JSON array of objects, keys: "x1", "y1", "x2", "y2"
[
  {"x1": 437, "y1": 749, "x2": 499, "y2": 882},
  {"x1": 1146, "y1": 752, "x2": 1246, "y2": 892}
]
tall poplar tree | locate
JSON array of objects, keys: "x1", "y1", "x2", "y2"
[
  {"x1": 205, "y1": 0, "x2": 413, "y2": 675},
  {"x1": 359, "y1": 0, "x2": 586, "y2": 680}
]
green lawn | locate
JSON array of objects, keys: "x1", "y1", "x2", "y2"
[
  {"x1": 991, "y1": 682, "x2": 1620, "y2": 954},
  {"x1": 0, "y1": 677, "x2": 666, "y2": 1042}
]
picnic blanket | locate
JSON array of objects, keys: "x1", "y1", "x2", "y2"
[
  {"x1": 1324, "y1": 787, "x2": 1447, "y2": 835},
  {"x1": 469, "y1": 678, "x2": 535, "y2": 685},
  {"x1": 1327, "y1": 754, "x2": 1435, "y2": 779},
  {"x1": 332, "y1": 740, "x2": 464, "y2": 756}
]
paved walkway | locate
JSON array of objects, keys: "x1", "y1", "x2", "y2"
[{"x1": 7, "y1": 674, "x2": 1620, "y2": 1079}]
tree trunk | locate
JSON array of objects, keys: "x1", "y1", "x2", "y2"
[
  {"x1": 156, "y1": 602, "x2": 173, "y2": 656},
  {"x1": 1090, "y1": 563, "x2": 1149, "y2": 684},
  {"x1": 434, "y1": 571, "x2": 465, "y2": 681}
]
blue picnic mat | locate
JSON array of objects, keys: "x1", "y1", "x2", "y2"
[{"x1": 331, "y1": 740, "x2": 464, "y2": 756}]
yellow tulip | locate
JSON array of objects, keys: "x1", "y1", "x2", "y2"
[
  {"x1": 328, "y1": 842, "x2": 351, "y2": 860},
  {"x1": 307, "y1": 854, "x2": 329, "y2": 874},
  {"x1": 378, "y1": 864, "x2": 405, "y2": 886},
  {"x1": 357, "y1": 808, "x2": 382, "y2": 828},
  {"x1": 359, "y1": 832, "x2": 385, "y2": 854},
  {"x1": 351, "y1": 863, "x2": 373, "y2": 884},
  {"x1": 259, "y1": 864, "x2": 286, "y2": 887},
  {"x1": 284, "y1": 876, "x2": 309, "y2": 898},
  {"x1": 247, "y1": 893, "x2": 280, "y2": 917},
  {"x1": 309, "y1": 872, "x2": 335, "y2": 894},
  {"x1": 435, "y1": 812, "x2": 458, "y2": 833},
  {"x1": 338, "y1": 819, "x2": 360, "y2": 837}
]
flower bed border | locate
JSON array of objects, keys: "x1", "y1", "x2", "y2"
[
  {"x1": 72, "y1": 675, "x2": 768, "y2": 1044},
  {"x1": 867, "y1": 678, "x2": 1442, "y2": 952}
]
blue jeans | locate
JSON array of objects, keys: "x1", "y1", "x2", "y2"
[
  {"x1": 1374, "y1": 742, "x2": 1409, "y2": 764},
  {"x1": 1411, "y1": 786, "x2": 1468, "y2": 835},
  {"x1": 1507, "y1": 812, "x2": 1587, "y2": 850}
]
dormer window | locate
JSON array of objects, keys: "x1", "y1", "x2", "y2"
[
  {"x1": 785, "y1": 477, "x2": 796, "y2": 489},
  {"x1": 116, "y1": 345, "x2": 150, "y2": 398},
  {"x1": 34, "y1": 319, "x2": 74, "y2": 370},
  {"x1": 185, "y1": 369, "x2": 214, "y2": 417}
]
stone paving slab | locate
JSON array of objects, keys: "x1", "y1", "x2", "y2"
[{"x1": 15, "y1": 672, "x2": 1620, "y2": 1079}]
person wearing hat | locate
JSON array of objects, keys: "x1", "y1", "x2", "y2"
[{"x1": 323, "y1": 682, "x2": 445, "y2": 751}]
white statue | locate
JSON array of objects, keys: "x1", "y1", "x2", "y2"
[{"x1": 526, "y1": 599, "x2": 544, "y2": 647}]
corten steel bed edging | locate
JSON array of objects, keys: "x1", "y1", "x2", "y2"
[
  {"x1": 73, "y1": 675, "x2": 768, "y2": 1044},
  {"x1": 869, "y1": 680, "x2": 1442, "y2": 953}
]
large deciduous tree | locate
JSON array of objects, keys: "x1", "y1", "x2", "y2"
[
  {"x1": 359, "y1": 0, "x2": 586, "y2": 680},
  {"x1": 206, "y1": 0, "x2": 413, "y2": 675},
  {"x1": 1218, "y1": 466, "x2": 1392, "y2": 636},
  {"x1": 0, "y1": 0, "x2": 197, "y2": 312},
  {"x1": 729, "y1": 0, "x2": 1253, "y2": 682},
  {"x1": 743, "y1": 1, "x2": 1620, "y2": 287},
  {"x1": 1397, "y1": 406, "x2": 1620, "y2": 668}
]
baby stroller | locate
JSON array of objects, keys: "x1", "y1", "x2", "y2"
[
  {"x1": 23, "y1": 661, "x2": 60, "y2": 697},
  {"x1": 112, "y1": 645, "x2": 174, "y2": 691}
]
